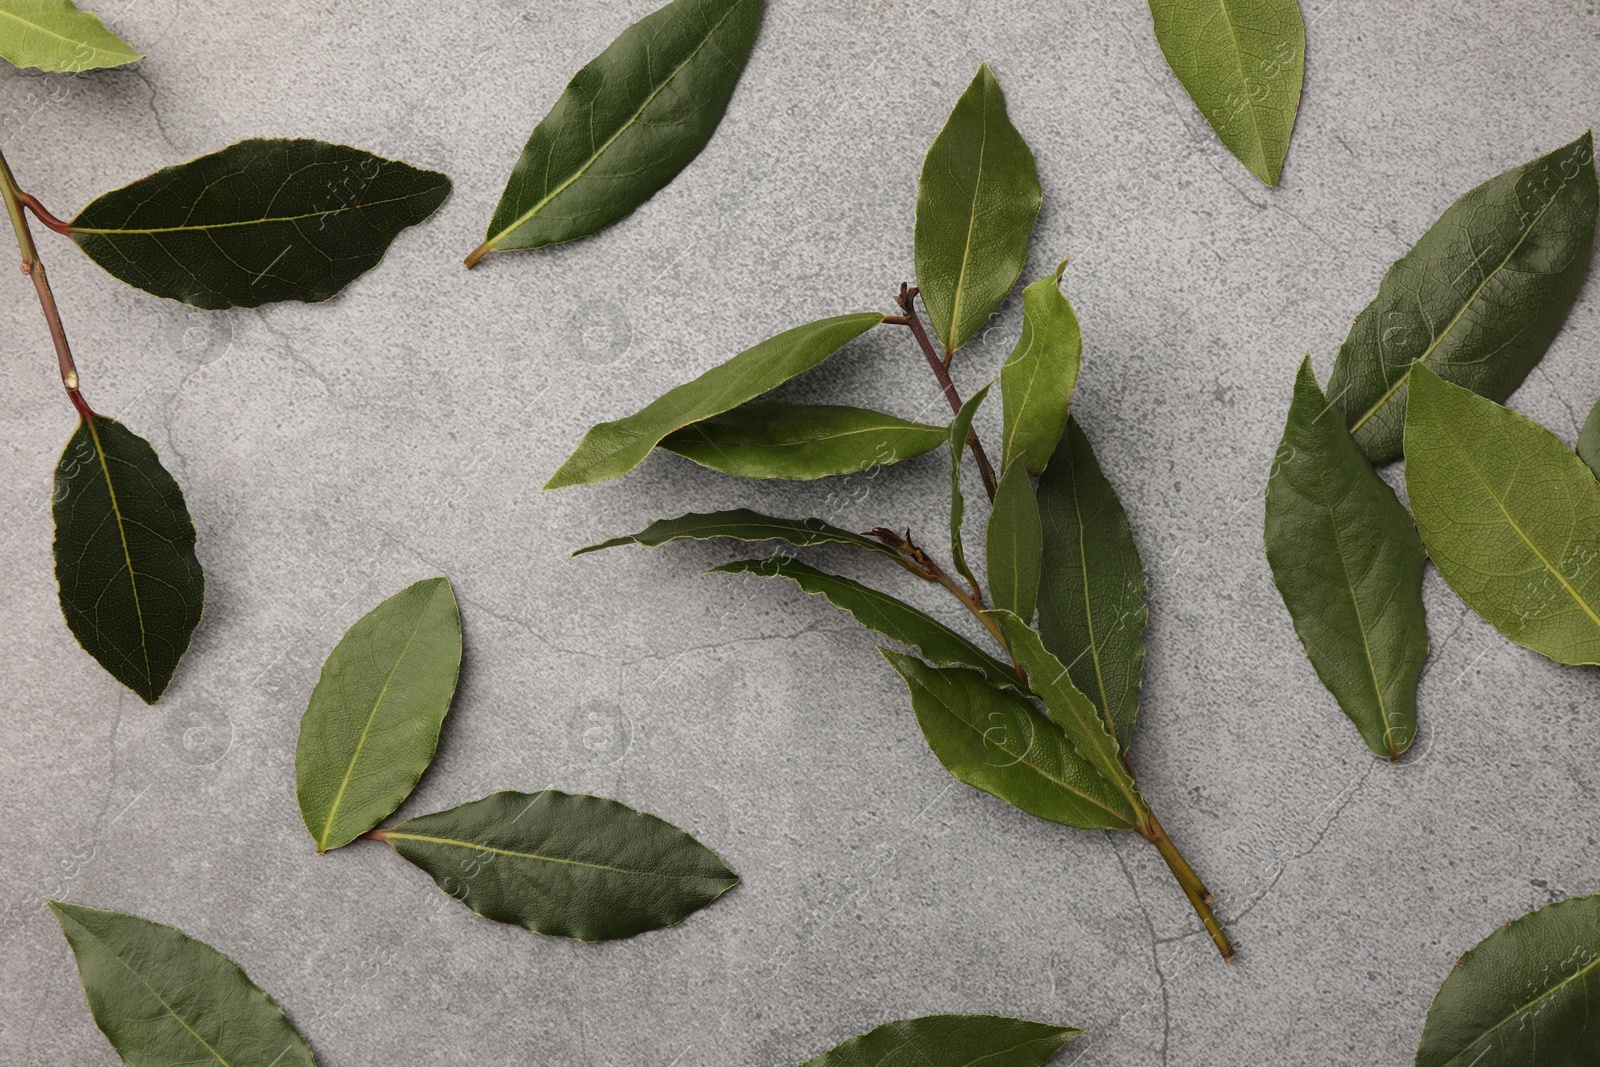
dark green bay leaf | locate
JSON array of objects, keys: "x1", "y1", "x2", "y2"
[
  {"x1": 47, "y1": 900, "x2": 315, "y2": 1067},
  {"x1": 1036, "y1": 417, "x2": 1147, "y2": 750},
  {"x1": 296, "y1": 577, "x2": 462, "y2": 853},
  {"x1": 798, "y1": 1014, "x2": 1082, "y2": 1067},
  {"x1": 712, "y1": 556, "x2": 1018, "y2": 689},
  {"x1": 659, "y1": 402, "x2": 945, "y2": 481},
  {"x1": 466, "y1": 0, "x2": 764, "y2": 265},
  {"x1": 574, "y1": 508, "x2": 902, "y2": 564},
  {"x1": 53, "y1": 413, "x2": 203, "y2": 704},
  {"x1": 546, "y1": 313, "x2": 886, "y2": 489},
  {"x1": 1000, "y1": 261, "x2": 1080, "y2": 475},
  {"x1": 948, "y1": 384, "x2": 992, "y2": 591},
  {"x1": 1265, "y1": 357, "x2": 1428, "y2": 760},
  {"x1": 1405, "y1": 366, "x2": 1600, "y2": 666},
  {"x1": 0, "y1": 0, "x2": 141, "y2": 71},
  {"x1": 915, "y1": 63, "x2": 1042, "y2": 356},
  {"x1": 1329, "y1": 132, "x2": 1598, "y2": 463},
  {"x1": 1148, "y1": 0, "x2": 1305, "y2": 186},
  {"x1": 1578, "y1": 393, "x2": 1600, "y2": 479},
  {"x1": 376, "y1": 789, "x2": 738, "y2": 941},
  {"x1": 1416, "y1": 895, "x2": 1600, "y2": 1067},
  {"x1": 70, "y1": 138, "x2": 451, "y2": 309},
  {"x1": 881, "y1": 651, "x2": 1137, "y2": 830},
  {"x1": 989, "y1": 611, "x2": 1144, "y2": 814},
  {"x1": 986, "y1": 461, "x2": 1043, "y2": 622}
]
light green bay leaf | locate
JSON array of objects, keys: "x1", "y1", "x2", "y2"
[
  {"x1": 1330, "y1": 132, "x2": 1598, "y2": 463},
  {"x1": 70, "y1": 139, "x2": 451, "y2": 309},
  {"x1": 574, "y1": 508, "x2": 903, "y2": 564},
  {"x1": 1036, "y1": 417, "x2": 1147, "y2": 750},
  {"x1": 1404, "y1": 365, "x2": 1600, "y2": 666},
  {"x1": 798, "y1": 1014, "x2": 1082, "y2": 1067},
  {"x1": 1265, "y1": 357, "x2": 1427, "y2": 760},
  {"x1": 296, "y1": 577, "x2": 462, "y2": 853},
  {"x1": 713, "y1": 556, "x2": 1018, "y2": 690},
  {"x1": 986, "y1": 461, "x2": 1043, "y2": 622},
  {"x1": 1416, "y1": 895, "x2": 1600, "y2": 1067},
  {"x1": 52, "y1": 413, "x2": 203, "y2": 705},
  {"x1": 948, "y1": 384, "x2": 991, "y2": 591},
  {"x1": 881, "y1": 651, "x2": 1137, "y2": 830},
  {"x1": 47, "y1": 900, "x2": 316, "y2": 1067},
  {"x1": 660, "y1": 402, "x2": 945, "y2": 481},
  {"x1": 547, "y1": 313, "x2": 885, "y2": 489},
  {"x1": 1148, "y1": 0, "x2": 1305, "y2": 186},
  {"x1": 467, "y1": 0, "x2": 764, "y2": 264},
  {"x1": 915, "y1": 63, "x2": 1041, "y2": 356},
  {"x1": 1000, "y1": 260, "x2": 1081, "y2": 475},
  {"x1": 378, "y1": 789, "x2": 738, "y2": 941},
  {"x1": 0, "y1": 0, "x2": 140, "y2": 72}
]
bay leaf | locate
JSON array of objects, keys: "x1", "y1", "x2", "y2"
[
  {"x1": 659, "y1": 402, "x2": 945, "y2": 481},
  {"x1": 1415, "y1": 895, "x2": 1600, "y2": 1067},
  {"x1": 376, "y1": 789, "x2": 738, "y2": 941},
  {"x1": 798, "y1": 1014, "x2": 1082, "y2": 1067},
  {"x1": 915, "y1": 63, "x2": 1041, "y2": 356},
  {"x1": 47, "y1": 900, "x2": 315, "y2": 1067},
  {"x1": 1148, "y1": 0, "x2": 1305, "y2": 186},
  {"x1": 1328, "y1": 132, "x2": 1598, "y2": 463},
  {"x1": 466, "y1": 0, "x2": 765, "y2": 265},
  {"x1": 999, "y1": 261, "x2": 1080, "y2": 475},
  {"x1": 986, "y1": 460, "x2": 1043, "y2": 622},
  {"x1": 1404, "y1": 365, "x2": 1600, "y2": 666},
  {"x1": 1036, "y1": 417, "x2": 1147, "y2": 750},
  {"x1": 948, "y1": 384, "x2": 992, "y2": 591},
  {"x1": 1265, "y1": 357, "x2": 1428, "y2": 760},
  {"x1": 1578, "y1": 393, "x2": 1600, "y2": 480},
  {"x1": 546, "y1": 313, "x2": 886, "y2": 489},
  {"x1": 712, "y1": 556, "x2": 1018, "y2": 689},
  {"x1": 296, "y1": 577, "x2": 462, "y2": 853},
  {"x1": 881, "y1": 651, "x2": 1137, "y2": 831},
  {"x1": 988, "y1": 611, "x2": 1144, "y2": 815},
  {"x1": 0, "y1": 0, "x2": 140, "y2": 71},
  {"x1": 574, "y1": 508, "x2": 902, "y2": 563},
  {"x1": 52, "y1": 413, "x2": 203, "y2": 704},
  {"x1": 70, "y1": 139, "x2": 452, "y2": 309}
]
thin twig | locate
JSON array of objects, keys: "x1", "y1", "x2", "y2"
[{"x1": 892, "y1": 283, "x2": 997, "y2": 500}]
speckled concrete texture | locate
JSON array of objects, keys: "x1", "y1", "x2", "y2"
[{"x1": 2, "y1": 1, "x2": 1599, "y2": 1063}]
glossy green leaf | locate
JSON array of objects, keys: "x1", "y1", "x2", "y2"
[
  {"x1": 1036, "y1": 417, "x2": 1147, "y2": 750},
  {"x1": 987, "y1": 610, "x2": 1143, "y2": 814},
  {"x1": 377, "y1": 789, "x2": 738, "y2": 941},
  {"x1": 1416, "y1": 895, "x2": 1600, "y2": 1067},
  {"x1": 1404, "y1": 366, "x2": 1600, "y2": 666},
  {"x1": 52, "y1": 413, "x2": 203, "y2": 704},
  {"x1": 712, "y1": 556, "x2": 1018, "y2": 690},
  {"x1": 881, "y1": 651, "x2": 1137, "y2": 830},
  {"x1": 948, "y1": 384, "x2": 992, "y2": 591},
  {"x1": 466, "y1": 0, "x2": 764, "y2": 265},
  {"x1": 1265, "y1": 357, "x2": 1428, "y2": 760},
  {"x1": 1577, "y1": 393, "x2": 1600, "y2": 480},
  {"x1": 986, "y1": 461, "x2": 1043, "y2": 622},
  {"x1": 0, "y1": 0, "x2": 140, "y2": 71},
  {"x1": 915, "y1": 63, "x2": 1042, "y2": 356},
  {"x1": 574, "y1": 508, "x2": 903, "y2": 564},
  {"x1": 659, "y1": 403, "x2": 945, "y2": 481},
  {"x1": 1148, "y1": 0, "x2": 1305, "y2": 186},
  {"x1": 547, "y1": 313, "x2": 886, "y2": 489},
  {"x1": 69, "y1": 139, "x2": 451, "y2": 309},
  {"x1": 47, "y1": 900, "x2": 315, "y2": 1067},
  {"x1": 798, "y1": 1014, "x2": 1082, "y2": 1067},
  {"x1": 296, "y1": 577, "x2": 462, "y2": 853},
  {"x1": 1329, "y1": 132, "x2": 1598, "y2": 463},
  {"x1": 1000, "y1": 261, "x2": 1081, "y2": 475}
]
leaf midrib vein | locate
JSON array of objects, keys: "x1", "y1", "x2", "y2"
[
  {"x1": 71, "y1": 190, "x2": 438, "y2": 235},
  {"x1": 0, "y1": 8, "x2": 137, "y2": 61},
  {"x1": 1444, "y1": 949, "x2": 1600, "y2": 1063},
  {"x1": 942, "y1": 80, "x2": 992, "y2": 353},
  {"x1": 384, "y1": 832, "x2": 708, "y2": 881},
  {"x1": 85, "y1": 418, "x2": 153, "y2": 692}
]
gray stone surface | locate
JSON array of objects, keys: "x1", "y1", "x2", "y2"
[{"x1": 2, "y1": 0, "x2": 1598, "y2": 1063}]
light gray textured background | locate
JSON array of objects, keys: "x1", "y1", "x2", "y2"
[{"x1": 2, "y1": 0, "x2": 1598, "y2": 1063}]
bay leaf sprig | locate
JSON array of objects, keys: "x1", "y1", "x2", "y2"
[
  {"x1": 296, "y1": 578, "x2": 738, "y2": 941},
  {"x1": 465, "y1": 0, "x2": 765, "y2": 267},
  {"x1": 559, "y1": 65, "x2": 1238, "y2": 961}
]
